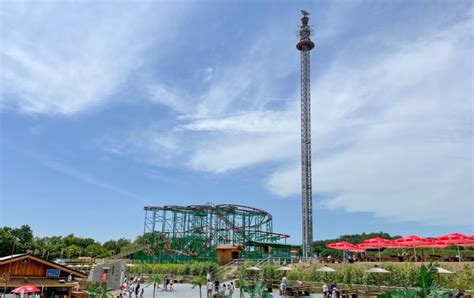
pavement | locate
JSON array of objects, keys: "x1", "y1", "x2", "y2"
[{"x1": 119, "y1": 283, "x2": 324, "y2": 297}]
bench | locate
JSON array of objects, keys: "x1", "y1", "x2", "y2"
[{"x1": 285, "y1": 285, "x2": 311, "y2": 296}]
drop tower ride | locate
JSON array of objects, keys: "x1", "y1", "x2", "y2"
[{"x1": 296, "y1": 10, "x2": 315, "y2": 258}]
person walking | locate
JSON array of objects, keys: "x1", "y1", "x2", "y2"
[
  {"x1": 228, "y1": 282, "x2": 234, "y2": 297},
  {"x1": 214, "y1": 279, "x2": 220, "y2": 296},
  {"x1": 135, "y1": 283, "x2": 140, "y2": 298},
  {"x1": 162, "y1": 275, "x2": 167, "y2": 291},
  {"x1": 169, "y1": 273, "x2": 175, "y2": 291},
  {"x1": 206, "y1": 279, "x2": 214, "y2": 298}
]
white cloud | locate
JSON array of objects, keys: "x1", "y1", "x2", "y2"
[
  {"x1": 264, "y1": 15, "x2": 473, "y2": 225},
  {"x1": 0, "y1": 2, "x2": 191, "y2": 115},
  {"x1": 21, "y1": 5, "x2": 466, "y2": 224},
  {"x1": 129, "y1": 12, "x2": 472, "y2": 225},
  {"x1": 148, "y1": 84, "x2": 191, "y2": 114}
]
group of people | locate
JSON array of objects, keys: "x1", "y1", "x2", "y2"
[
  {"x1": 157, "y1": 274, "x2": 175, "y2": 292},
  {"x1": 119, "y1": 276, "x2": 144, "y2": 297},
  {"x1": 322, "y1": 283, "x2": 339, "y2": 298},
  {"x1": 206, "y1": 279, "x2": 235, "y2": 298}
]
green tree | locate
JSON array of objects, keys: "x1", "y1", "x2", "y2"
[
  {"x1": 84, "y1": 244, "x2": 109, "y2": 258},
  {"x1": 149, "y1": 274, "x2": 163, "y2": 298},
  {"x1": 64, "y1": 245, "x2": 82, "y2": 258},
  {"x1": 11, "y1": 225, "x2": 33, "y2": 246},
  {"x1": 0, "y1": 228, "x2": 15, "y2": 256},
  {"x1": 191, "y1": 276, "x2": 207, "y2": 298}
]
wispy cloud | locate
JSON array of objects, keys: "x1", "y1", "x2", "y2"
[
  {"x1": 103, "y1": 7, "x2": 472, "y2": 226},
  {"x1": 0, "y1": 2, "x2": 192, "y2": 115},
  {"x1": 3, "y1": 2, "x2": 471, "y2": 227}
]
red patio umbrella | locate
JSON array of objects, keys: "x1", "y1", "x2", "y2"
[
  {"x1": 393, "y1": 235, "x2": 428, "y2": 262},
  {"x1": 349, "y1": 244, "x2": 365, "y2": 253},
  {"x1": 362, "y1": 237, "x2": 392, "y2": 262},
  {"x1": 418, "y1": 239, "x2": 449, "y2": 248},
  {"x1": 435, "y1": 233, "x2": 473, "y2": 261},
  {"x1": 327, "y1": 241, "x2": 355, "y2": 262},
  {"x1": 417, "y1": 239, "x2": 449, "y2": 254},
  {"x1": 12, "y1": 285, "x2": 40, "y2": 294},
  {"x1": 326, "y1": 241, "x2": 355, "y2": 250},
  {"x1": 363, "y1": 237, "x2": 392, "y2": 246},
  {"x1": 436, "y1": 233, "x2": 472, "y2": 244},
  {"x1": 459, "y1": 237, "x2": 474, "y2": 247}
]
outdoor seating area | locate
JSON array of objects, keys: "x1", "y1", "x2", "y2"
[
  {"x1": 284, "y1": 284, "x2": 311, "y2": 296},
  {"x1": 325, "y1": 233, "x2": 474, "y2": 263}
]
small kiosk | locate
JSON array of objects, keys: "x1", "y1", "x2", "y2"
[
  {"x1": 0, "y1": 253, "x2": 88, "y2": 297},
  {"x1": 216, "y1": 244, "x2": 244, "y2": 265}
]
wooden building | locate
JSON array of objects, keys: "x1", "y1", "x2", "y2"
[
  {"x1": 216, "y1": 244, "x2": 243, "y2": 265},
  {"x1": 0, "y1": 254, "x2": 88, "y2": 297}
]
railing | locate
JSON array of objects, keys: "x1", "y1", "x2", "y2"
[
  {"x1": 110, "y1": 245, "x2": 146, "y2": 259},
  {"x1": 209, "y1": 259, "x2": 239, "y2": 280}
]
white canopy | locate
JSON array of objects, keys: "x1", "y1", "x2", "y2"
[
  {"x1": 436, "y1": 267, "x2": 454, "y2": 274},
  {"x1": 245, "y1": 266, "x2": 262, "y2": 271},
  {"x1": 276, "y1": 266, "x2": 294, "y2": 271},
  {"x1": 316, "y1": 266, "x2": 337, "y2": 272},
  {"x1": 365, "y1": 267, "x2": 390, "y2": 273}
]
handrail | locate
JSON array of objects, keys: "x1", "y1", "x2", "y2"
[{"x1": 209, "y1": 259, "x2": 238, "y2": 278}]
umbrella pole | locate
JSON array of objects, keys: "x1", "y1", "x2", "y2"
[
  {"x1": 457, "y1": 246, "x2": 461, "y2": 262},
  {"x1": 413, "y1": 247, "x2": 417, "y2": 263},
  {"x1": 378, "y1": 248, "x2": 381, "y2": 263},
  {"x1": 377, "y1": 274, "x2": 381, "y2": 291}
]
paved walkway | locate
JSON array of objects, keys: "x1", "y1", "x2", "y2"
[{"x1": 124, "y1": 283, "x2": 323, "y2": 297}]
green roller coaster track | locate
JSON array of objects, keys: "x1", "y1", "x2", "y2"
[{"x1": 136, "y1": 204, "x2": 298, "y2": 263}]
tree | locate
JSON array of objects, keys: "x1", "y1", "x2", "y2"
[
  {"x1": 0, "y1": 228, "x2": 15, "y2": 256},
  {"x1": 84, "y1": 244, "x2": 109, "y2": 258},
  {"x1": 191, "y1": 276, "x2": 206, "y2": 298},
  {"x1": 64, "y1": 245, "x2": 82, "y2": 258},
  {"x1": 103, "y1": 238, "x2": 131, "y2": 255},
  {"x1": 11, "y1": 225, "x2": 33, "y2": 245},
  {"x1": 149, "y1": 274, "x2": 163, "y2": 298}
]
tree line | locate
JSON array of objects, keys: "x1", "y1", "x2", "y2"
[{"x1": 0, "y1": 225, "x2": 141, "y2": 259}]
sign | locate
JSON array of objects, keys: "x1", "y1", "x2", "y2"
[
  {"x1": 100, "y1": 272, "x2": 108, "y2": 282},
  {"x1": 46, "y1": 269, "x2": 60, "y2": 277}
]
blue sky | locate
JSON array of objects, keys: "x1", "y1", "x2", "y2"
[{"x1": 0, "y1": 0, "x2": 472, "y2": 243}]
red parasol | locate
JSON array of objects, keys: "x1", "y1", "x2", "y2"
[
  {"x1": 417, "y1": 239, "x2": 449, "y2": 248},
  {"x1": 435, "y1": 233, "x2": 472, "y2": 245},
  {"x1": 435, "y1": 233, "x2": 474, "y2": 261},
  {"x1": 349, "y1": 244, "x2": 365, "y2": 252},
  {"x1": 326, "y1": 241, "x2": 355, "y2": 250},
  {"x1": 12, "y1": 285, "x2": 40, "y2": 294},
  {"x1": 361, "y1": 237, "x2": 392, "y2": 262},
  {"x1": 392, "y1": 235, "x2": 428, "y2": 262},
  {"x1": 363, "y1": 237, "x2": 392, "y2": 247},
  {"x1": 392, "y1": 235, "x2": 428, "y2": 247},
  {"x1": 460, "y1": 237, "x2": 474, "y2": 247}
]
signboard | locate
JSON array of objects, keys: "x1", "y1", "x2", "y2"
[
  {"x1": 46, "y1": 269, "x2": 60, "y2": 277},
  {"x1": 100, "y1": 272, "x2": 108, "y2": 282}
]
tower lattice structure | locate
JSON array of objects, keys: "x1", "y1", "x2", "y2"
[{"x1": 296, "y1": 10, "x2": 315, "y2": 258}]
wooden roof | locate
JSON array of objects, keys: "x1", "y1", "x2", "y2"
[
  {"x1": 0, "y1": 254, "x2": 88, "y2": 279},
  {"x1": 7, "y1": 278, "x2": 78, "y2": 288},
  {"x1": 216, "y1": 244, "x2": 244, "y2": 251}
]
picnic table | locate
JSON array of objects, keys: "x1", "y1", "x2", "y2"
[
  {"x1": 285, "y1": 285, "x2": 311, "y2": 296},
  {"x1": 340, "y1": 289, "x2": 359, "y2": 298}
]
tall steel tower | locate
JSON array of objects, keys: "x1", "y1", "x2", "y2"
[{"x1": 296, "y1": 10, "x2": 315, "y2": 258}]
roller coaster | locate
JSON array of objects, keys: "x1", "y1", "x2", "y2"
[{"x1": 139, "y1": 204, "x2": 297, "y2": 262}]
